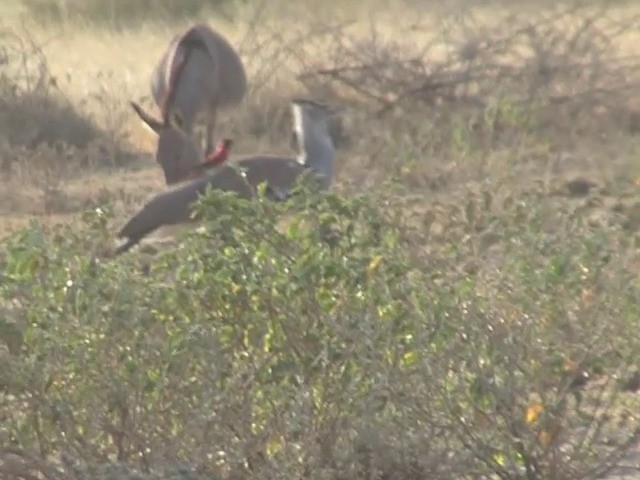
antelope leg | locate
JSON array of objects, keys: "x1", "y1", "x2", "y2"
[{"x1": 204, "y1": 110, "x2": 217, "y2": 156}]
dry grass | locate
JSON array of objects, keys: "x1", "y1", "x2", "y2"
[{"x1": 1, "y1": 0, "x2": 640, "y2": 237}]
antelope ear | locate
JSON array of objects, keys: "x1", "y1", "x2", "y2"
[{"x1": 130, "y1": 101, "x2": 162, "y2": 134}]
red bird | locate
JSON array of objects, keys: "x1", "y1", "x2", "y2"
[
  {"x1": 203, "y1": 138, "x2": 233, "y2": 167},
  {"x1": 190, "y1": 138, "x2": 233, "y2": 178}
]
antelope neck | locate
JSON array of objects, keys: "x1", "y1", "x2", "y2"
[{"x1": 296, "y1": 129, "x2": 334, "y2": 188}]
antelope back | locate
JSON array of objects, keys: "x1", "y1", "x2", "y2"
[
  {"x1": 151, "y1": 23, "x2": 247, "y2": 125},
  {"x1": 193, "y1": 23, "x2": 247, "y2": 109}
]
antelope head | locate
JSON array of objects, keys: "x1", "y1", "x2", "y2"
[{"x1": 130, "y1": 101, "x2": 201, "y2": 185}]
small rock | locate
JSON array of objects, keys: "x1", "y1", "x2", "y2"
[{"x1": 564, "y1": 177, "x2": 598, "y2": 197}]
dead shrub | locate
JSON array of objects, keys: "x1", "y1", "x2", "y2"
[
  {"x1": 0, "y1": 28, "x2": 135, "y2": 177},
  {"x1": 21, "y1": 0, "x2": 232, "y2": 29},
  {"x1": 294, "y1": 3, "x2": 640, "y2": 145}
]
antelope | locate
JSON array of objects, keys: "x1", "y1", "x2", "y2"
[
  {"x1": 114, "y1": 99, "x2": 341, "y2": 255},
  {"x1": 130, "y1": 23, "x2": 247, "y2": 186}
]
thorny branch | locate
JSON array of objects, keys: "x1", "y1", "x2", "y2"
[{"x1": 291, "y1": 4, "x2": 640, "y2": 117}]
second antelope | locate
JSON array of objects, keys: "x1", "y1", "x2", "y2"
[
  {"x1": 131, "y1": 23, "x2": 247, "y2": 185},
  {"x1": 114, "y1": 99, "x2": 341, "y2": 255}
]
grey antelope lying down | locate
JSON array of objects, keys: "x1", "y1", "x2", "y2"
[
  {"x1": 114, "y1": 99, "x2": 341, "y2": 256},
  {"x1": 130, "y1": 23, "x2": 247, "y2": 185}
]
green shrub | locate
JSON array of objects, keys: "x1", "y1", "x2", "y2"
[{"x1": 1, "y1": 187, "x2": 639, "y2": 479}]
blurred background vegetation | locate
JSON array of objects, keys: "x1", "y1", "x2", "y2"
[{"x1": 20, "y1": 0, "x2": 235, "y2": 28}]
